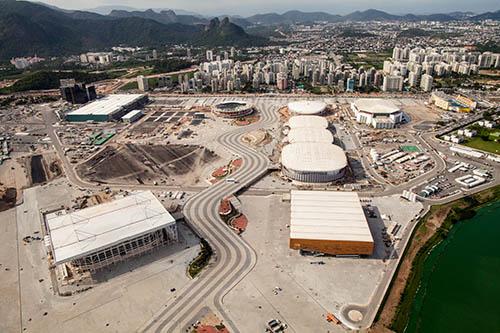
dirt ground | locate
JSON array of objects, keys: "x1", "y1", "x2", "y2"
[
  {"x1": 19, "y1": 152, "x2": 63, "y2": 186},
  {"x1": 403, "y1": 104, "x2": 441, "y2": 123},
  {"x1": 0, "y1": 158, "x2": 29, "y2": 207},
  {"x1": 369, "y1": 205, "x2": 453, "y2": 333},
  {"x1": 76, "y1": 143, "x2": 220, "y2": 186}
]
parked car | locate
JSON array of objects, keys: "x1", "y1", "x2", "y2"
[{"x1": 266, "y1": 319, "x2": 287, "y2": 332}]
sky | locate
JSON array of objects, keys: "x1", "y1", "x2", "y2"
[{"x1": 38, "y1": 0, "x2": 499, "y2": 16}]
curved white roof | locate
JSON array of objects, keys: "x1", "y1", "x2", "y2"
[
  {"x1": 46, "y1": 191, "x2": 175, "y2": 264},
  {"x1": 287, "y1": 128, "x2": 333, "y2": 144},
  {"x1": 353, "y1": 99, "x2": 401, "y2": 115},
  {"x1": 288, "y1": 100, "x2": 327, "y2": 115},
  {"x1": 282, "y1": 143, "x2": 347, "y2": 173},
  {"x1": 288, "y1": 115, "x2": 328, "y2": 129}
]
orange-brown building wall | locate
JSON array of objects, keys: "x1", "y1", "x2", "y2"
[{"x1": 289, "y1": 238, "x2": 374, "y2": 256}]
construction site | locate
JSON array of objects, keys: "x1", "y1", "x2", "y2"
[
  {"x1": 76, "y1": 143, "x2": 220, "y2": 186},
  {"x1": 1, "y1": 93, "x2": 498, "y2": 333}
]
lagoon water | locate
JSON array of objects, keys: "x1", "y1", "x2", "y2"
[{"x1": 405, "y1": 200, "x2": 500, "y2": 333}]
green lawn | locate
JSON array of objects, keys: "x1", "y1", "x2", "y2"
[
  {"x1": 119, "y1": 77, "x2": 161, "y2": 91},
  {"x1": 401, "y1": 145, "x2": 420, "y2": 152},
  {"x1": 463, "y1": 137, "x2": 500, "y2": 155},
  {"x1": 119, "y1": 81, "x2": 138, "y2": 91},
  {"x1": 123, "y1": 68, "x2": 154, "y2": 79},
  {"x1": 344, "y1": 52, "x2": 391, "y2": 70}
]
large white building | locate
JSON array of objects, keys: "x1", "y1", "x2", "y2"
[
  {"x1": 408, "y1": 71, "x2": 418, "y2": 87},
  {"x1": 351, "y1": 99, "x2": 403, "y2": 129},
  {"x1": 65, "y1": 94, "x2": 148, "y2": 122},
  {"x1": 281, "y1": 143, "x2": 347, "y2": 183},
  {"x1": 121, "y1": 109, "x2": 144, "y2": 123},
  {"x1": 287, "y1": 115, "x2": 329, "y2": 129},
  {"x1": 45, "y1": 191, "x2": 177, "y2": 272},
  {"x1": 80, "y1": 52, "x2": 113, "y2": 65},
  {"x1": 286, "y1": 127, "x2": 333, "y2": 144},
  {"x1": 420, "y1": 74, "x2": 433, "y2": 92},
  {"x1": 282, "y1": 112, "x2": 347, "y2": 183},
  {"x1": 289, "y1": 191, "x2": 374, "y2": 256},
  {"x1": 382, "y1": 75, "x2": 404, "y2": 92},
  {"x1": 137, "y1": 75, "x2": 149, "y2": 91},
  {"x1": 287, "y1": 100, "x2": 327, "y2": 115}
]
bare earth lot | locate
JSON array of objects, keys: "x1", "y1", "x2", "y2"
[{"x1": 76, "y1": 143, "x2": 220, "y2": 186}]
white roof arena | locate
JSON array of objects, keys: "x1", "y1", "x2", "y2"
[
  {"x1": 67, "y1": 94, "x2": 145, "y2": 117},
  {"x1": 282, "y1": 142, "x2": 347, "y2": 173},
  {"x1": 287, "y1": 128, "x2": 333, "y2": 144},
  {"x1": 290, "y1": 190, "x2": 374, "y2": 243},
  {"x1": 288, "y1": 100, "x2": 327, "y2": 115},
  {"x1": 46, "y1": 191, "x2": 175, "y2": 264},
  {"x1": 288, "y1": 115, "x2": 329, "y2": 129},
  {"x1": 352, "y1": 98, "x2": 401, "y2": 115}
]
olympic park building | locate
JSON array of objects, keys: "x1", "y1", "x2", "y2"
[
  {"x1": 282, "y1": 114, "x2": 348, "y2": 183},
  {"x1": 286, "y1": 127, "x2": 333, "y2": 144},
  {"x1": 286, "y1": 115, "x2": 329, "y2": 129},
  {"x1": 351, "y1": 99, "x2": 403, "y2": 129},
  {"x1": 212, "y1": 100, "x2": 254, "y2": 118},
  {"x1": 282, "y1": 143, "x2": 347, "y2": 182},
  {"x1": 288, "y1": 100, "x2": 327, "y2": 115},
  {"x1": 44, "y1": 191, "x2": 178, "y2": 274}
]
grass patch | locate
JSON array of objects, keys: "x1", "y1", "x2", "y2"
[
  {"x1": 188, "y1": 238, "x2": 213, "y2": 278},
  {"x1": 124, "y1": 68, "x2": 154, "y2": 78},
  {"x1": 461, "y1": 125, "x2": 500, "y2": 155},
  {"x1": 343, "y1": 52, "x2": 391, "y2": 70},
  {"x1": 119, "y1": 81, "x2": 138, "y2": 91},
  {"x1": 462, "y1": 137, "x2": 500, "y2": 154},
  {"x1": 401, "y1": 145, "x2": 420, "y2": 152},
  {"x1": 389, "y1": 185, "x2": 500, "y2": 332}
]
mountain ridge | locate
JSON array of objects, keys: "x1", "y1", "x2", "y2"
[{"x1": 0, "y1": 1, "x2": 266, "y2": 60}]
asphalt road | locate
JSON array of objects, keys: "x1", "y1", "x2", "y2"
[
  {"x1": 140, "y1": 98, "x2": 280, "y2": 333},
  {"x1": 38, "y1": 95, "x2": 498, "y2": 332}
]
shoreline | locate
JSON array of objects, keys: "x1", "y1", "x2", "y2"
[{"x1": 371, "y1": 185, "x2": 500, "y2": 333}]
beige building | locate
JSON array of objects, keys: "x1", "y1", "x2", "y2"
[{"x1": 289, "y1": 191, "x2": 374, "y2": 256}]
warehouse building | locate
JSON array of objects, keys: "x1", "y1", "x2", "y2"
[
  {"x1": 287, "y1": 115, "x2": 329, "y2": 129},
  {"x1": 65, "y1": 94, "x2": 148, "y2": 122},
  {"x1": 289, "y1": 190, "x2": 374, "y2": 256},
  {"x1": 351, "y1": 99, "x2": 403, "y2": 129},
  {"x1": 286, "y1": 127, "x2": 333, "y2": 144},
  {"x1": 44, "y1": 191, "x2": 177, "y2": 273},
  {"x1": 282, "y1": 143, "x2": 347, "y2": 183},
  {"x1": 288, "y1": 100, "x2": 327, "y2": 115},
  {"x1": 455, "y1": 175, "x2": 486, "y2": 188},
  {"x1": 122, "y1": 109, "x2": 144, "y2": 123}
]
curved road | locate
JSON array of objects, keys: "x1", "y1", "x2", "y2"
[
  {"x1": 140, "y1": 98, "x2": 280, "y2": 332},
  {"x1": 41, "y1": 94, "x2": 496, "y2": 332}
]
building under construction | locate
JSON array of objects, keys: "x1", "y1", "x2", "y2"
[{"x1": 44, "y1": 191, "x2": 177, "y2": 273}]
